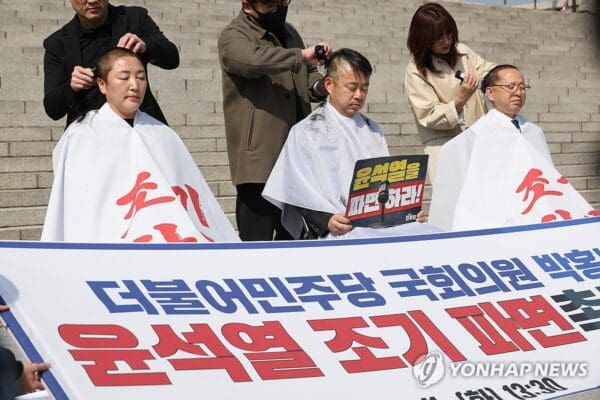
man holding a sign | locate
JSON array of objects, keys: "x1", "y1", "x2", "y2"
[{"x1": 264, "y1": 49, "x2": 434, "y2": 239}]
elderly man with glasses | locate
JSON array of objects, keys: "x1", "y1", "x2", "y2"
[
  {"x1": 428, "y1": 65, "x2": 594, "y2": 231},
  {"x1": 218, "y1": 0, "x2": 332, "y2": 241}
]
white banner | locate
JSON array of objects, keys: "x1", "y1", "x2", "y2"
[{"x1": 1, "y1": 218, "x2": 600, "y2": 400}]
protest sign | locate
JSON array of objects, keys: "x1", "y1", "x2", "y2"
[
  {"x1": 345, "y1": 155, "x2": 428, "y2": 228},
  {"x1": 1, "y1": 218, "x2": 599, "y2": 400}
]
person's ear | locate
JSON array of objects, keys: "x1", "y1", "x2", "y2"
[
  {"x1": 241, "y1": 0, "x2": 252, "y2": 15},
  {"x1": 324, "y1": 76, "x2": 334, "y2": 96},
  {"x1": 485, "y1": 86, "x2": 494, "y2": 102},
  {"x1": 97, "y1": 78, "x2": 107, "y2": 95}
]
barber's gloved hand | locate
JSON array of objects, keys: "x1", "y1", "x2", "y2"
[
  {"x1": 327, "y1": 213, "x2": 352, "y2": 236},
  {"x1": 301, "y1": 41, "x2": 332, "y2": 66}
]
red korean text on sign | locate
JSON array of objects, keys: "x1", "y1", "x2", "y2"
[
  {"x1": 308, "y1": 311, "x2": 465, "y2": 374},
  {"x1": 59, "y1": 324, "x2": 171, "y2": 386},
  {"x1": 152, "y1": 324, "x2": 251, "y2": 382},
  {"x1": 222, "y1": 321, "x2": 324, "y2": 380},
  {"x1": 309, "y1": 316, "x2": 404, "y2": 372},
  {"x1": 447, "y1": 295, "x2": 586, "y2": 356}
]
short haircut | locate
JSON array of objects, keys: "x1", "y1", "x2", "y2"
[
  {"x1": 96, "y1": 47, "x2": 144, "y2": 81},
  {"x1": 481, "y1": 64, "x2": 520, "y2": 93},
  {"x1": 407, "y1": 3, "x2": 459, "y2": 77},
  {"x1": 74, "y1": 48, "x2": 145, "y2": 122},
  {"x1": 325, "y1": 48, "x2": 372, "y2": 80}
]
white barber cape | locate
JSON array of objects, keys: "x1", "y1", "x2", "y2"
[
  {"x1": 263, "y1": 102, "x2": 440, "y2": 239},
  {"x1": 429, "y1": 108, "x2": 596, "y2": 231},
  {"x1": 42, "y1": 104, "x2": 239, "y2": 243}
]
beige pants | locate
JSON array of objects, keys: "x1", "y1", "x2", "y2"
[{"x1": 424, "y1": 145, "x2": 442, "y2": 186}]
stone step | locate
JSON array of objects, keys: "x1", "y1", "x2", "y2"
[
  {"x1": 0, "y1": 156, "x2": 52, "y2": 173},
  {"x1": 0, "y1": 172, "x2": 39, "y2": 190},
  {"x1": 580, "y1": 189, "x2": 600, "y2": 204},
  {"x1": 0, "y1": 188, "x2": 50, "y2": 208},
  {"x1": 0, "y1": 0, "x2": 597, "y2": 237},
  {"x1": 0, "y1": 113, "x2": 60, "y2": 127},
  {"x1": 552, "y1": 152, "x2": 600, "y2": 166},
  {"x1": 0, "y1": 126, "x2": 53, "y2": 141},
  {"x1": 0, "y1": 64, "x2": 39, "y2": 76},
  {"x1": 7, "y1": 141, "x2": 55, "y2": 157},
  {"x1": 0, "y1": 226, "x2": 40, "y2": 241},
  {"x1": 0, "y1": 205, "x2": 46, "y2": 228}
]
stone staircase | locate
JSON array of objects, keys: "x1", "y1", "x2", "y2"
[{"x1": 0, "y1": 0, "x2": 598, "y2": 239}]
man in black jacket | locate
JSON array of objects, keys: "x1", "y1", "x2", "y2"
[{"x1": 43, "y1": 0, "x2": 179, "y2": 127}]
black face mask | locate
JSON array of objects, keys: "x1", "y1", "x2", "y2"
[{"x1": 250, "y1": 4, "x2": 288, "y2": 34}]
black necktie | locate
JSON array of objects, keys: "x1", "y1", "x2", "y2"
[{"x1": 511, "y1": 118, "x2": 521, "y2": 132}]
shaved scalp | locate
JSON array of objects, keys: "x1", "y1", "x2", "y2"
[
  {"x1": 326, "y1": 48, "x2": 372, "y2": 80},
  {"x1": 96, "y1": 47, "x2": 144, "y2": 80},
  {"x1": 481, "y1": 64, "x2": 520, "y2": 92}
]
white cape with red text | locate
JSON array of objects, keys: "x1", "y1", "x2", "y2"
[
  {"x1": 41, "y1": 104, "x2": 239, "y2": 243},
  {"x1": 429, "y1": 109, "x2": 596, "y2": 231}
]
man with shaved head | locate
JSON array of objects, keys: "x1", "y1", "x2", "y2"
[{"x1": 263, "y1": 49, "x2": 435, "y2": 239}]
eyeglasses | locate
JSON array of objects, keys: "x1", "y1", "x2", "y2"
[
  {"x1": 434, "y1": 34, "x2": 453, "y2": 46},
  {"x1": 257, "y1": 0, "x2": 291, "y2": 13},
  {"x1": 489, "y1": 83, "x2": 531, "y2": 93}
]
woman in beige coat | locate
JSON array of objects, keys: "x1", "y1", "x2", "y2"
[{"x1": 404, "y1": 2, "x2": 496, "y2": 183}]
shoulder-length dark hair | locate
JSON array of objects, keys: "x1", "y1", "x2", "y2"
[{"x1": 407, "y1": 2, "x2": 459, "y2": 77}]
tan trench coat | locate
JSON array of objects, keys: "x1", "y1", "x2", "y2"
[{"x1": 404, "y1": 43, "x2": 496, "y2": 146}]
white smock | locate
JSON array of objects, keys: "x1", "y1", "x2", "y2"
[
  {"x1": 42, "y1": 104, "x2": 240, "y2": 243},
  {"x1": 430, "y1": 108, "x2": 595, "y2": 231},
  {"x1": 264, "y1": 102, "x2": 440, "y2": 239}
]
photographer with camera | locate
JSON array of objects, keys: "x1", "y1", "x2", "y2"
[{"x1": 218, "y1": 0, "x2": 332, "y2": 241}]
